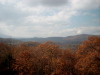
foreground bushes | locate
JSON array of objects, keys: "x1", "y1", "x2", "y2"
[{"x1": 0, "y1": 36, "x2": 100, "y2": 75}]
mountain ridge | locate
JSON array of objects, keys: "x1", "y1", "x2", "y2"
[
  {"x1": 0, "y1": 34, "x2": 99, "y2": 44},
  {"x1": 16, "y1": 34, "x2": 100, "y2": 44}
]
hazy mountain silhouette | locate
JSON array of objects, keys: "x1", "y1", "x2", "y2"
[
  {"x1": 0, "y1": 33, "x2": 12, "y2": 38},
  {"x1": 0, "y1": 34, "x2": 99, "y2": 44},
  {"x1": 17, "y1": 34, "x2": 99, "y2": 44}
]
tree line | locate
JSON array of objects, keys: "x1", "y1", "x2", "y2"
[{"x1": 0, "y1": 36, "x2": 100, "y2": 75}]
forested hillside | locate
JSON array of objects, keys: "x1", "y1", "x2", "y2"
[
  {"x1": 0, "y1": 36, "x2": 100, "y2": 75},
  {"x1": 0, "y1": 38, "x2": 22, "y2": 44}
]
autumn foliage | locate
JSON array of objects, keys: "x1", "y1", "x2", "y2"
[
  {"x1": 0, "y1": 36, "x2": 100, "y2": 75},
  {"x1": 75, "y1": 36, "x2": 100, "y2": 75}
]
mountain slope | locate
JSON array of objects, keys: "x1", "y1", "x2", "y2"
[
  {"x1": 0, "y1": 38, "x2": 22, "y2": 44},
  {"x1": 17, "y1": 34, "x2": 99, "y2": 44},
  {"x1": 60, "y1": 34, "x2": 93, "y2": 44}
]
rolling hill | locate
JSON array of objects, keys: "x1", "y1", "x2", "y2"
[
  {"x1": 0, "y1": 34, "x2": 99, "y2": 44},
  {"x1": 17, "y1": 34, "x2": 99, "y2": 44}
]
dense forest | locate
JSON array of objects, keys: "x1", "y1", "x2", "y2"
[{"x1": 0, "y1": 36, "x2": 100, "y2": 75}]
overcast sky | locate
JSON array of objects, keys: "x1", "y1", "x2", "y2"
[{"x1": 0, "y1": 0, "x2": 100, "y2": 38}]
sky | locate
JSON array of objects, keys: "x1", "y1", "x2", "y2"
[{"x1": 0, "y1": 0, "x2": 100, "y2": 38}]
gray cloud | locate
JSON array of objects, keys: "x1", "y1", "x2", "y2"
[
  {"x1": 0, "y1": 3, "x2": 31, "y2": 26},
  {"x1": 41, "y1": 0, "x2": 68, "y2": 7},
  {"x1": 24, "y1": 0, "x2": 68, "y2": 7},
  {"x1": 24, "y1": 0, "x2": 100, "y2": 9},
  {"x1": 71, "y1": 0, "x2": 100, "y2": 10}
]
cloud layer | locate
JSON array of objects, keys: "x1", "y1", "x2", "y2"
[
  {"x1": 0, "y1": 0, "x2": 100, "y2": 37},
  {"x1": 24, "y1": 0, "x2": 68, "y2": 7}
]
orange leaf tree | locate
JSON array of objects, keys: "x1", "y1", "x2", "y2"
[{"x1": 75, "y1": 36, "x2": 100, "y2": 75}]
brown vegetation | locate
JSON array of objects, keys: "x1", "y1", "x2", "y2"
[{"x1": 0, "y1": 36, "x2": 100, "y2": 75}]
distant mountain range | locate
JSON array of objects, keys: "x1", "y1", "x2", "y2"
[
  {"x1": 0, "y1": 38, "x2": 22, "y2": 44},
  {"x1": 17, "y1": 34, "x2": 100, "y2": 44},
  {"x1": 0, "y1": 33, "x2": 12, "y2": 38},
  {"x1": 0, "y1": 34, "x2": 99, "y2": 44}
]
